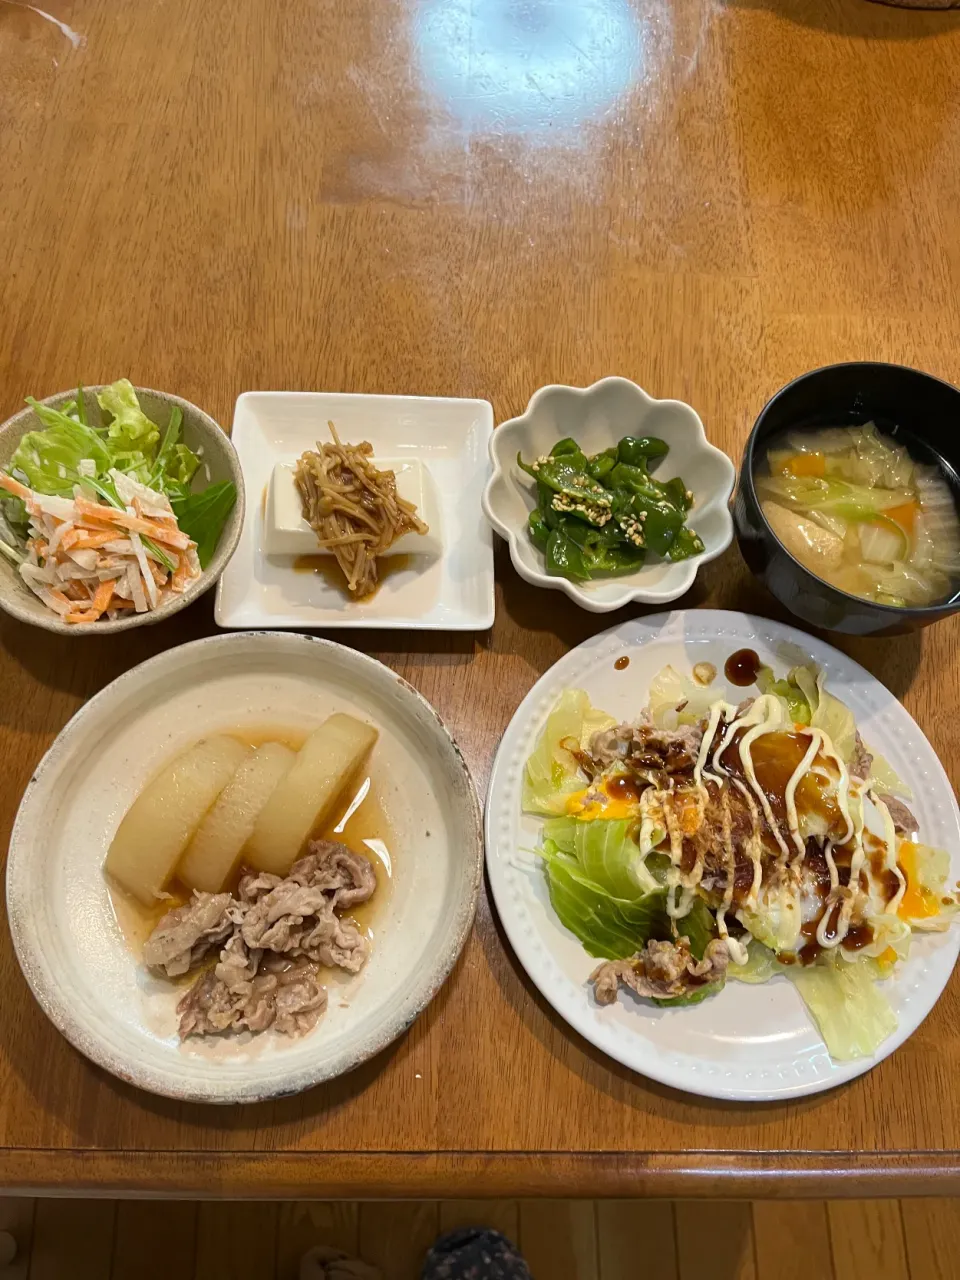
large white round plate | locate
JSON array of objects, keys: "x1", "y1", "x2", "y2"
[
  {"x1": 485, "y1": 609, "x2": 960, "y2": 1101},
  {"x1": 8, "y1": 632, "x2": 482, "y2": 1104}
]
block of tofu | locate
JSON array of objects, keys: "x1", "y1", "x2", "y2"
[{"x1": 265, "y1": 459, "x2": 442, "y2": 559}]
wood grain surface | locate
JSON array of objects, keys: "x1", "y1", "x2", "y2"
[
  {"x1": 6, "y1": 1195, "x2": 959, "y2": 1280},
  {"x1": 1, "y1": 0, "x2": 960, "y2": 1198}
]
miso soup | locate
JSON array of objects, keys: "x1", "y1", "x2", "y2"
[{"x1": 756, "y1": 422, "x2": 960, "y2": 607}]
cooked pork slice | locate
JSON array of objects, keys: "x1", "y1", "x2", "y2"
[
  {"x1": 268, "y1": 957, "x2": 329, "y2": 1035},
  {"x1": 240, "y1": 883, "x2": 370, "y2": 971},
  {"x1": 849, "y1": 733, "x2": 874, "y2": 781},
  {"x1": 142, "y1": 892, "x2": 236, "y2": 978},
  {"x1": 238, "y1": 840, "x2": 375, "y2": 970},
  {"x1": 590, "y1": 937, "x2": 729, "y2": 1005},
  {"x1": 589, "y1": 715, "x2": 703, "y2": 775},
  {"x1": 237, "y1": 870, "x2": 283, "y2": 904},
  {"x1": 176, "y1": 969, "x2": 242, "y2": 1037},
  {"x1": 878, "y1": 793, "x2": 920, "y2": 835},
  {"x1": 176, "y1": 948, "x2": 327, "y2": 1040},
  {"x1": 240, "y1": 882, "x2": 333, "y2": 952},
  {"x1": 288, "y1": 840, "x2": 378, "y2": 908},
  {"x1": 168, "y1": 840, "x2": 374, "y2": 1038},
  {"x1": 298, "y1": 911, "x2": 370, "y2": 972},
  {"x1": 215, "y1": 931, "x2": 262, "y2": 990}
]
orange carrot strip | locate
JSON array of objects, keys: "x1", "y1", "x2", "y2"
[
  {"x1": 69, "y1": 532, "x2": 118, "y2": 551},
  {"x1": 73, "y1": 498, "x2": 191, "y2": 549},
  {"x1": 170, "y1": 554, "x2": 192, "y2": 592},
  {"x1": 884, "y1": 500, "x2": 919, "y2": 536},
  {"x1": 64, "y1": 610, "x2": 102, "y2": 624},
  {"x1": 785, "y1": 452, "x2": 826, "y2": 479},
  {"x1": 0, "y1": 473, "x2": 34, "y2": 502},
  {"x1": 90, "y1": 579, "x2": 118, "y2": 613}
]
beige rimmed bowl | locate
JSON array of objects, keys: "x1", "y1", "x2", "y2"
[
  {"x1": 6, "y1": 632, "x2": 483, "y2": 1103},
  {"x1": 0, "y1": 386, "x2": 244, "y2": 634}
]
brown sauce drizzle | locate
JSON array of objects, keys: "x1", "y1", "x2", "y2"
[
  {"x1": 292, "y1": 553, "x2": 414, "y2": 598},
  {"x1": 725, "y1": 648, "x2": 761, "y2": 686},
  {"x1": 606, "y1": 774, "x2": 641, "y2": 803},
  {"x1": 865, "y1": 832, "x2": 901, "y2": 906},
  {"x1": 614, "y1": 655, "x2": 630, "y2": 671},
  {"x1": 841, "y1": 923, "x2": 874, "y2": 952}
]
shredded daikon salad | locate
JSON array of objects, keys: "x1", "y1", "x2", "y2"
[
  {"x1": 0, "y1": 379, "x2": 237, "y2": 624},
  {"x1": 0, "y1": 469, "x2": 201, "y2": 623}
]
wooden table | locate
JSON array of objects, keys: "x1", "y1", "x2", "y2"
[{"x1": 2, "y1": 0, "x2": 960, "y2": 1201}]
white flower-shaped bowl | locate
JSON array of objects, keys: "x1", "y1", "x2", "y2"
[{"x1": 481, "y1": 378, "x2": 736, "y2": 612}]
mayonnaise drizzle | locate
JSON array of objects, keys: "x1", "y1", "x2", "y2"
[
  {"x1": 784, "y1": 729, "x2": 825, "y2": 862},
  {"x1": 695, "y1": 692, "x2": 896, "y2": 953},
  {"x1": 649, "y1": 691, "x2": 901, "y2": 957},
  {"x1": 869, "y1": 789, "x2": 907, "y2": 915},
  {"x1": 720, "y1": 696, "x2": 794, "y2": 861}
]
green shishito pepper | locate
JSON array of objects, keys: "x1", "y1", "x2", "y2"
[
  {"x1": 545, "y1": 528, "x2": 588, "y2": 579},
  {"x1": 617, "y1": 435, "x2": 670, "y2": 470},
  {"x1": 527, "y1": 508, "x2": 551, "y2": 551},
  {"x1": 619, "y1": 492, "x2": 684, "y2": 556},
  {"x1": 666, "y1": 526, "x2": 705, "y2": 561},
  {"x1": 586, "y1": 447, "x2": 617, "y2": 481},
  {"x1": 517, "y1": 432, "x2": 702, "y2": 581},
  {"x1": 548, "y1": 437, "x2": 586, "y2": 463}
]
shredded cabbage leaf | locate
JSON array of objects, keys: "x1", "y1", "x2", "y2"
[
  {"x1": 729, "y1": 941, "x2": 782, "y2": 984},
  {"x1": 867, "y1": 751, "x2": 913, "y2": 800},
  {"x1": 791, "y1": 664, "x2": 911, "y2": 796},
  {"x1": 899, "y1": 842, "x2": 957, "y2": 928}
]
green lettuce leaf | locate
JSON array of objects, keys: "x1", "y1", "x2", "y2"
[
  {"x1": 13, "y1": 401, "x2": 115, "y2": 495},
  {"x1": 756, "y1": 666, "x2": 811, "y2": 724},
  {"x1": 522, "y1": 690, "x2": 615, "y2": 816},
  {"x1": 96, "y1": 379, "x2": 160, "y2": 452},
  {"x1": 543, "y1": 816, "x2": 659, "y2": 899},
  {"x1": 866, "y1": 750, "x2": 913, "y2": 800},
  {"x1": 541, "y1": 843, "x2": 669, "y2": 960},
  {"x1": 787, "y1": 956, "x2": 897, "y2": 1060}
]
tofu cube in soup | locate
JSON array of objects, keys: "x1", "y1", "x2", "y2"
[
  {"x1": 177, "y1": 741, "x2": 296, "y2": 893},
  {"x1": 104, "y1": 736, "x2": 251, "y2": 904},
  {"x1": 245, "y1": 713, "x2": 378, "y2": 876}
]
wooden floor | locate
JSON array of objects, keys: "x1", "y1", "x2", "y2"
[{"x1": 0, "y1": 1197, "x2": 957, "y2": 1278}]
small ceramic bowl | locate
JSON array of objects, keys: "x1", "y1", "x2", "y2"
[
  {"x1": 0, "y1": 386, "x2": 244, "y2": 635},
  {"x1": 481, "y1": 377, "x2": 735, "y2": 612},
  {"x1": 735, "y1": 362, "x2": 960, "y2": 637}
]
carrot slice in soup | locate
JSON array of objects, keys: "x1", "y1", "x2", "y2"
[
  {"x1": 883, "y1": 500, "x2": 919, "y2": 536},
  {"x1": 785, "y1": 452, "x2": 826, "y2": 478}
]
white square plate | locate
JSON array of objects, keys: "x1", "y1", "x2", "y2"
[{"x1": 215, "y1": 392, "x2": 496, "y2": 630}]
